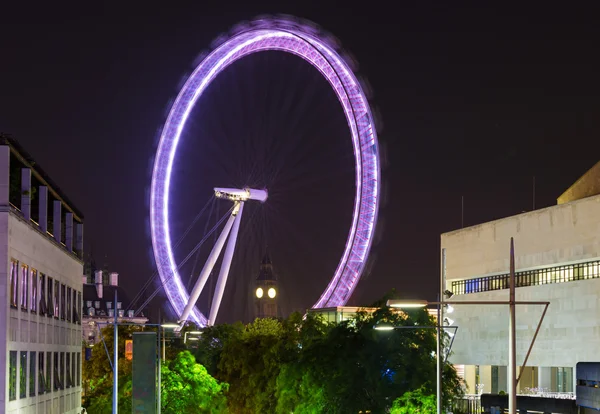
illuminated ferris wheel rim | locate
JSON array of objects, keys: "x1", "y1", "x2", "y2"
[{"x1": 150, "y1": 17, "x2": 381, "y2": 327}]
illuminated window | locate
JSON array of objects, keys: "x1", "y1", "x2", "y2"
[
  {"x1": 20, "y1": 264, "x2": 28, "y2": 311},
  {"x1": 54, "y1": 280, "x2": 59, "y2": 319},
  {"x1": 39, "y1": 273, "x2": 47, "y2": 316},
  {"x1": 60, "y1": 284, "x2": 66, "y2": 320},
  {"x1": 30, "y1": 269, "x2": 37, "y2": 313},
  {"x1": 10, "y1": 260, "x2": 18, "y2": 308},
  {"x1": 66, "y1": 287, "x2": 71, "y2": 322}
]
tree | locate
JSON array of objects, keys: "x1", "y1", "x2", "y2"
[
  {"x1": 273, "y1": 306, "x2": 464, "y2": 414},
  {"x1": 217, "y1": 318, "x2": 286, "y2": 413},
  {"x1": 390, "y1": 386, "x2": 436, "y2": 414},
  {"x1": 161, "y1": 351, "x2": 228, "y2": 414}
]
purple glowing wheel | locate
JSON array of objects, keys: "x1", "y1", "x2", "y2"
[{"x1": 150, "y1": 17, "x2": 381, "y2": 326}]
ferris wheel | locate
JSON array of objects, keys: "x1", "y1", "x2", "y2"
[{"x1": 149, "y1": 16, "x2": 381, "y2": 327}]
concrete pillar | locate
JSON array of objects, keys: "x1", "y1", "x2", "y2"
[
  {"x1": 53, "y1": 200, "x2": 61, "y2": 243},
  {"x1": 65, "y1": 212, "x2": 73, "y2": 252},
  {"x1": 538, "y1": 366, "x2": 552, "y2": 392},
  {"x1": 75, "y1": 223, "x2": 83, "y2": 258},
  {"x1": 0, "y1": 146, "x2": 9, "y2": 208},
  {"x1": 39, "y1": 186, "x2": 48, "y2": 232},
  {"x1": 21, "y1": 168, "x2": 31, "y2": 220}
]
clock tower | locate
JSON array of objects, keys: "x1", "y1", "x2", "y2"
[{"x1": 254, "y1": 249, "x2": 278, "y2": 319}]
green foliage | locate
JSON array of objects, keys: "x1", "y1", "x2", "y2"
[
  {"x1": 83, "y1": 325, "x2": 227, "y2": 413},
  {"x1": 161, "y1": 351, "x2": 228, "y2": 414},
  {"x1": 390, "y1": 386, "x2": 436, "y2": 414}
]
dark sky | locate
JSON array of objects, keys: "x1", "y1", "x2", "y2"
[{"x1": 2, "y1": 3, "x2": 599, "y2": 324}]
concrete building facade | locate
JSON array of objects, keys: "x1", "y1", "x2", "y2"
[
  {"x1": 0, "y1": 136, "x2": 84, "y2": 413},
  {"x1": 441, "y1": 164, "x2": 600, "y2": 397}
]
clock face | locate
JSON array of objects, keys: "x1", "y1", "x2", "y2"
[
  {"x1": 255, "y1": 287, "x2": 264, "y2": 298},
  {"x1": 268, "y1": 287, "x2": 277, "y2": 299}
]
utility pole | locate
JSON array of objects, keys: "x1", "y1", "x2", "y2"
[
  {"x1": 508, "y1": 238, "x2": 517, "y2": 414},
  {"x1": 113, "y1": 289, "x2": 118, "y2": 414}
]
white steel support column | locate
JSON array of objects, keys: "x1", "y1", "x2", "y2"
[
  {"x1": 208, "y1": 201, "x2": 244, "y2": 326},
  {"x1": 179, "y1": 202, "x2": 241, "y2": 323}
]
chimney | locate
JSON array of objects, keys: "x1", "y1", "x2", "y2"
[
  {"x1": 95, "y1": 270, "x2": 103, "y2": 299},
  {"x1": 109, "y1": 272, "x2": 119, "y2": 286}
]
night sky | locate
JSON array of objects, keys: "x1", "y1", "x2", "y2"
[{"x1": 2, "y1": 3, "x2": 599, "y2": 323}]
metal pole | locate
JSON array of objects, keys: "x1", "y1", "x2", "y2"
[
  {"x1": 438, "y1": 248, "x2": 446, "y2": 414},
  {"x1": 113, "y1": 289, "x2": 118, "y2": 414},
  {"x1": 509, "y1": 238, "x2": 517, "y2": 414},
  {"x1": 158, "y1": 323, "x2": 161, "y2": 414},
  {"x1": 436, "y1": 295, "x2": 442, "y2": 414}
]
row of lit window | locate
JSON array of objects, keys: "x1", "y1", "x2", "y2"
[
  {"x1": 451, "y1": 260, "x2": 600, "y2": 295},
  {"x1": 8, "y1": 350, "x2": 80, "y2": 401},
  {"x1": 10, "y1": 259, "x2": 81, "y2": 324}
]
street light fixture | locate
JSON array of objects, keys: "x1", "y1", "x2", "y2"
[
  {"x1": 184, "y1": 330, "x2": 203, "y2": 343},
  {"x1": 386, "y1": 299, "x2": 445, "y2": 414},
  {"x1": 387, "y1": 299, "x2": 428, "y2": 308}
]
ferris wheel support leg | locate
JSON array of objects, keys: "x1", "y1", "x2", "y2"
[
  {"x1": 178, "y1": 202, "x2": 242, "y2": 323},
  {"x1": 208, "y1": 202, "x2": 245, "y2": 326}
]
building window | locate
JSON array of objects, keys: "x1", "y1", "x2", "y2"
[
  {"x1": 451, "y1": 259, "x2": 600, "y2": 295},
  {"x1": 46, "y1": 352, "x2": 52, "y2": 392},
  {"x1": 54, "y1": 280, "x2": 60, "y2": 319},
  {"x1": 60, "y1": 284, "x2": 66, "y2": 320},
  {"x1": 72, "y1": 289, "x2": 79, "y2": 324},
  {"x1": 117, "y1": 301, "x2": 122, "y2": 310},
  {"x1": 20, "y1": 351, "x2": 27, "y2": 398},
  {"x1": 47, "y1": 277, "x2": 54, "y2": 317},
  {"x1": 38, "y1": 352, "x2": 46, "y2": 395},
  {"x1": 39, "y1": 273, "x2": 47, "y2": 316},
  {"x1": 77, "y1": 352, "x2": 81, "y2": 386},
  {"x1": 118, "y1": 309, "x2": 124, "y2": 317},
  {"x1": 71, "y1": 352, "x2": 76, "y2": 388},
  {"x1": 106, "y1": 301, "x2": 112, "y2": 309},
  {"x1": 128, "y1": 310, "x2": 134, "y2": 318},
  {"x1": 29, "y1": 351, "x2": 36, "y2": 396},
  {"x1": 66, "y1": 352, "x2": 72, "y2": 388},
  {"x1": 53, "y1": 352, "x2": 60, "y2": 391},
  {"x1": 60, "y1": 352, "x2": 65, "y2": 390},
  {"x1": 108, "y1": 309, "x2": 114, "y2": 317},
  {"x1": 86, "y1": 300, "x2": 92, "y2": 308},
  {"x1": 20, "y1": 264, "x2": 29, "y2": 311},
  {"x1": 94, "y1": 301, "x2": 100, "y2": 309},
  {"x1": 66, "y1": 287, "x2": 71, "y2": 322},
  {"x1": 9, "y1": 351, "x2": 17, "y2": 400},
  {"x1": 31, "y1": 269, "x2": 38, "y2": 313},
  {"x1": 10, "y1": 260, "x2": 18, "y2": 308}
]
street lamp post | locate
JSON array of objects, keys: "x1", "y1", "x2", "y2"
[
  {"x1": 388, "y1": 297, "x2": 549, "y2": 414},
  {"x1": 381, "y1": 299, "x2": 447, "y2": 414},
  {"x1": 159, "y1": 322, "x2": 180, "y2": 414}
]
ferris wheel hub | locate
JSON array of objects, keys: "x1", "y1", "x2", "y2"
[{"x1": 214, "y1": 187, "x2": 268, "y2": 203}]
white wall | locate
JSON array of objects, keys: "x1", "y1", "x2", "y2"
[
  {"x1": 446, "y1": 277, "x2": 600, "y2": 369},
  {"x1": 442, "y1": 194, "x2": 600, "y2": 281}
]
